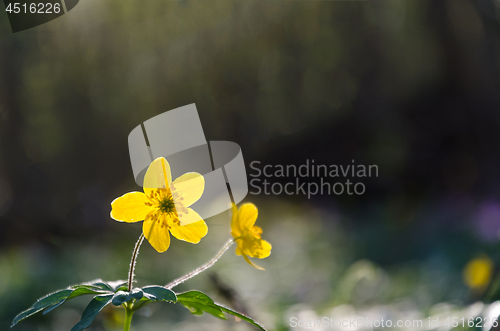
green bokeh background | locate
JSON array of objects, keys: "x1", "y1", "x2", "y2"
[{"x1": 2, "y1": 0, "x2": 500, "y2": 330}]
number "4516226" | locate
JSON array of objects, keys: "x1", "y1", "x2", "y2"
[{"x1": 6, "y1": 2, "x2": 61, "y2": 14}]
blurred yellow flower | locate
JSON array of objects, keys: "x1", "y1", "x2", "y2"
[
  {"x1": 111, "y1": 157, "x2": 207, "y2": 253},
  {"x1": 463, "y1": 256, "x2": 494, "y2": 290},
  {"x1": 231, "y1": 203, "x2": 272, "y2": 270}
]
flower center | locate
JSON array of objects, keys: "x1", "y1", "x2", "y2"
[
  {"x1": 248, "y1": 226, "x2": 262, "y2": 239},
  {"x1": 145, "y1": 188, "x2": 188, "y2": 228},
  {"x1": 158, "y1": 196, "x2": 177, "y2": 216}
]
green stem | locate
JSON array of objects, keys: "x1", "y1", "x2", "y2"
[
  {"x1": 128, "y1": 233, "x2": 145, "y2": 292},
  {"x1": 123, "y1": 307, "x2": 134, "y2": 331},
  {"x1": 165, "y1": 238, "x2": 235, "y2": 289}
]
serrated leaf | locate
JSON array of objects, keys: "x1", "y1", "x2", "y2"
[
  {"x1": 176, "y1": 291, "x2": 226, "y2": 319},
  {"x1": 219, "y1": 305, "x2": 266, "y2": 330},
  {"x1": 70, "y1": 294, "x2": 113, "y2": 331},
  {"x1": 176, "y1": 291, "x2": 267, "y2": 330}
]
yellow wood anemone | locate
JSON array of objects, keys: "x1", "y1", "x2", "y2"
[
  {"x1": 111, "y1": 157, "x2": 207, "y2": 253},
  {"x1": 231, "y1": 203, "x2": 272, "y2": 270}
]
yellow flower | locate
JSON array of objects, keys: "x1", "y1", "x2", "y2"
[
  {"x1": 111, "y1": 157, "x2": 207, "y2": 253},
  {"x1": 231, "y1": 203, "x2": 272, "y2": 270},
  {"x1": 463, "y1": 256, "x2": 493, "y2": 290}
]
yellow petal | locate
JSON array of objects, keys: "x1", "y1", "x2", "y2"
[
  {"x1": 172, "y1": 172, "x2": 205, "y2": 207},
  {"x1": 236, "y1": 203, "x2": 258, "y2": 231},
  {"x1": 235, "y1": 241, "x2": 244, "y2": 256},
  {"x1": 144, "y1": 157, "x2": 172, "y2": 192},
  {"x1": 110, "y1": 192, "x2": 155, "y2": 223},
  {"x1": 169, "y1": 213, "x2": 208, "y2": 244},
  {"x1": 231, "y1": 203, "x2": 241, "y2": 238},
  {"x1": 243, "y1": 254, "x2": 265, "y2": 270},
  {"x1": 246, "y1": 239, "x2": 272, "y2": 259},
  {"x1": 143, "y1": 214, "x2": 171, "y2": 253},
  {"x1": 177, "y1": 207, "x2": 204, "y2": 226},
  {"x1": 231, "y1": 203, "x2": 238, "y2": 215}
]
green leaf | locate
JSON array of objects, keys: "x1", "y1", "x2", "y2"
[
  {"x1": 132, "y1": 286, "x2": 176, "y2": 310},
  {"x1": 44, "y1": 286, "x2": 109, "y2": 315},
  {"x1": 111, "y1": 291, "x2": 129, "y2": 306},
  {"x1": 176, "y1": 291, "x2": 267, "y2": 330},
  {"x1": 80, "y1": 279, "x2": 127, "y2": 293},
  {"x1": 11, "y1": 279, "x2": 125, "y2": 327},
  {"x1": 142, "y1": 286, "x2": 176, "y2": 303},
  {"x1": 11, "y1": 307, "x2": 39, "y2": 328},
  {"x1": 11, "y1": 289, "x2": 73, "y2": 327},
  {"x1": 70, "y1": 294, "x2": 113, "y2": 331},
  {"x1": 176, "y1": 291, "x2": 226, "y2": 320},
  {"x1": 103, "y1": 280, "x2": 128, "y2": 292},
  {"x1": 112, "y1": 288, "x2": 146, "y2": 307},
  {"x1": 129, "y1": 288, "x2": 144, "y2": 301},
  {"x1": 218, "y1": 305, "x2": 266, "y2": 331}
]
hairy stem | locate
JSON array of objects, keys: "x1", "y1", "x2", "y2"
[
  {"x1": 123, "y1": 306, "x2": 134, "y2": 331},
  {"x1": 128, "y1": 233, "x2": 145, "y2": 292},
  {"x1": 165, "y1": 238, "x2": 235, "y2": 290}
]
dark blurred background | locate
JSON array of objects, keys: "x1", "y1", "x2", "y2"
[{"x1": 1, "y1": 0, "x2": 500, "y2": 330}]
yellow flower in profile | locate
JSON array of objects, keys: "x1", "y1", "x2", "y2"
[
  {"x1": 463, "y1": 256, "x2": 494, "y2": 290},
  {"x1": 111, "y1": 157, "x2": 207, "y2": 253},
  {"x1": 231, "y1": 203, "x2": 272, "y2": 270}
]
